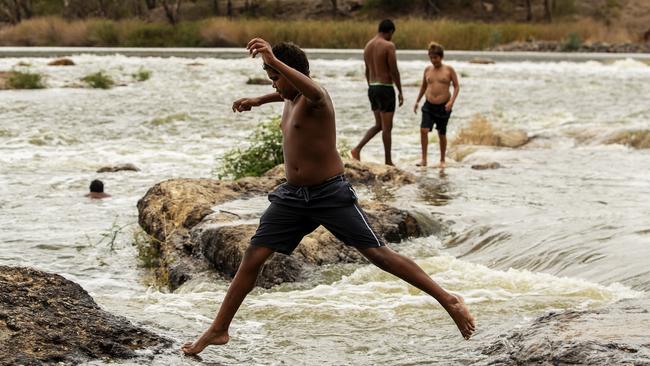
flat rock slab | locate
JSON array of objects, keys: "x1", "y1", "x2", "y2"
[
  {"x1": 0, "y1": 266, "x2": 171, "y2": 365},
  {"x1": 482, "y1": 297, "x2": 650, "y2": 365}
]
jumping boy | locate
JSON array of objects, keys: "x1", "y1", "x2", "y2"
[
  {"x1": 414, "y1": 42, "x2": 459, "y2": 168},
  {"x1": 181, "y1": 38, "x2": 475, "y2": 356}
]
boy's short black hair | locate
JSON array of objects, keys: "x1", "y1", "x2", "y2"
[
  {"x1": 265, "y1": 42, "x2": 310, "y2": 76},
  {"x1": 89, "y1": 179, "x2": 104, "y2": 193},
  {"x1": 378, "y1": 19, "x2": 395, "y2": 33}
]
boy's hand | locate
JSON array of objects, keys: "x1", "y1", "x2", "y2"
[
  {"x1": 247, "y1": 38, "x2": 275, "y2": 65},
  {"x1": 445, "y1": 101, "x2": 453, "y2": 112},
  {"x1": 413, "y1": 102, "x2": 419, "y2": 114},
  {"x1": 398, "y1": 92, "x2": 404, "y2": 107},
  {"x1": 232, "y1": 97, "x2": 260, "y2": 113}
]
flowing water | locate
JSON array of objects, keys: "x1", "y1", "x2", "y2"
[{"x1": 1, "y1": 50, "x2": 649, "y2": 365}]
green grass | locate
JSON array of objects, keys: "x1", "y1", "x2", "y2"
[
  {"x1": 217, "y1": 116, "x2": 283, "y2": 179},
  {"x1": 81, "y1": 71, "x2": 114, "y2": 89},
  {"x1": 7, "y1": 71, "x2": 45, "y2": 89},
  {"x1": 132, "y1": 67, "x2": 151, "y2": 82}
]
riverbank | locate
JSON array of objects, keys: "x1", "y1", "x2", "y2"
[{"x1": 0, "y1": 16, "x2": 646, "y2": 51}]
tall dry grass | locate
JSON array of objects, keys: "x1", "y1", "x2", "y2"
[{"x1": 0, "y1": 16, "x2": 635, "y2": 48}]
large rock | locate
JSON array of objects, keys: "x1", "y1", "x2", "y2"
[
  {"x1": 482, "y1": 297, "x2": 650, "y2": 365},
  {"x1": 0, "y1": 266, "x2": 171, "y2": 365},
  {"x1": 137, "y1": 161, "x2": 421, "y2": 290}
]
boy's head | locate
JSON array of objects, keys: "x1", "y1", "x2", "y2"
[
  {"x1": 264, "y1": 42, "x2": 309, "y2": 100},
  {"x1": 427, "y1": 42, "x2": 444, "y2": 65},
  {"x1": 89, "y1": 179, "x2": 104, "y2": 193},
  {"x1": 378, "y1": 19, "x2": 395, "y2": 39}
]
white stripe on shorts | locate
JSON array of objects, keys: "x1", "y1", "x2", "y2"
[{"x1": 352, "y1": 203, "x2": 383, "y2": 247}]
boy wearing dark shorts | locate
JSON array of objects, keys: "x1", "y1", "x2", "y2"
[
  {"x1": 414, "y1": 42, "x2": 460, "y2": 168},
  {"x1": 181, "y1": 38, "x2": 474, "y2": 356}
]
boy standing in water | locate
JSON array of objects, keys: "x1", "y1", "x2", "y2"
[
  {"x1": 351, "y1": 19, "x2": 403, "y2": 166},
  {"x1": 414, "y1": 42, "x2": 459, "y2": 168},
  {"x1": 181, "y1": 38, "x2": 474, "y2": 356}
]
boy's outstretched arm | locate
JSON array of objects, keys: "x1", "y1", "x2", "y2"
[
  {"x1": 232, "y1": 92, "x2": 283, "y2": 113},
  {"x1": 387, "y1": 43, "x2": 403, "y2": 106},
  {"x1": 447, "y1": 66, "x2": 460, "y2": 111},
  {"x1": 247, "y1": 38, "x2": 325, "y2": 104}
]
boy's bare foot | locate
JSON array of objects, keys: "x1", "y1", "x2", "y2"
[
  {"x1": 444, "y1": 293, "x2": 475, "y2": 340},
  {"x1": 181, "y1": 328, "x2": 230, "y2": 355},
  {"x1": 416, "y1": 161, "x2": 427, "y2": 167},
  {"x1": 434, "y1": 161, "x2": 446, "y2": 168},
  {"x1": 385, "y1": 161, "x2": 394, "y2": 166},
  {"x1": 350, "y1": 148, "x2": 360, "y2": 161}
]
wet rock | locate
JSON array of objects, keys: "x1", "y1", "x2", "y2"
[
  {"x1": 48, "y1": 58, "x2": 75, "y2": 66},
  {"x1": 0, "y1": 266, "x2": 171, "y2": 365},
  {"x1": 491, "y1": 40, "x2": 650, "y2": 53},
  {"x1": 469, "y1": 57, "x2": 495, "y2": 64},
  {"x1": 471, "y1": 162, "x2": 501, "y2": 170},
  {"x1": 97, "y1": 163, "x2": 141, "y2": 173},
  {"x1": 482, "y1": 297, "x2": 650, "y2": 365},
  {"x1": 246, "y1": 77, "x2": 272, "y2": 85},
  {"x1": 137, "y1": 161, "x2": 422, "y2": 290}
]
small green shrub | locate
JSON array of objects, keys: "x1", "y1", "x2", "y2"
[
  {"x1": 562, "y1": 32, "x2": 582, "y2": 51},
  {"x1": 7, "y1": 71, "x2": 45, "y2": 89},
  {"x1": 217, "y1": 117, "x2": 283, "y2": 179},
  {"x1": 132, "y1": 68, "x2": 151, "y2": 82},
  {"x1": 82, "y1": 71, "x2": 114, "y2": 89}
]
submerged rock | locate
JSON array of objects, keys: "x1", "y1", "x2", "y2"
[
  {"x1": 482, "y1": 297, "x2": 650, "y2": 365},
  {"x1": 97, "y1": 163, "x2": 141, "y2": 173},
  {"x1": 471, "y1": 162, "x2": 502, "y2": 170},
  {"x1": 137, "y1": 161, "x2": 423, "y2": 290},
  {"x1": 48, "y1": 58, "x2": 75, "y2": 66},
  {"x1": 0, "y1": 266, "x2": 171, "y2": 365}
]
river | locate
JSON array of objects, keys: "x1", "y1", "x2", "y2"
[{"x1": 1, "y1": 49, "x2": 649, "y2": 365}]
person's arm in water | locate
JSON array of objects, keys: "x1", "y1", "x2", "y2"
[
  {"x1": 232, "y1": 92, "x2": 283, "y2": 113},
  {"x1": 446, "y1": 66, "x2": 460, "y2": 112},
  {"x1": 387, "y1": 43, "x2": 403, "y2": 107},
  {"x1": 247, "y1": 38, "x2": 325, "y2": 104},
  {"x1": 413, "y1": 67, "x2": 428, "y2": 114}
]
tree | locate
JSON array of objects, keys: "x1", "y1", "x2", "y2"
[
  {"x1": 0, "y1": 0, "x2": 33, "y2": 24},
  {"x1": 525, "y1": 0, "x2": 532, "y2": 21},
  {"x1": 543, "y1": 0, "x2": 552, "y2": 22},
  {"x1": 161, "y1": 0, "x2": 182, "y2": 24},
  {"x1": 144, "y1": 0, "x2": 156, "y2": 10}
]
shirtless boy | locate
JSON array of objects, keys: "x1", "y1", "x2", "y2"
[
  {"x1": 351, "y1": 19, "x2": 403, "y2": 166},
  {"x1": 414, "y1": 42, "x2": 459, "y2": 168},
  {"x1": 181, "y1": 38, "x2": 474, "y2": 356}
]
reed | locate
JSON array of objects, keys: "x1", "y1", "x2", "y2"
[{"x1": 0, "y1": 17, "x2": 634, "y2": 49}]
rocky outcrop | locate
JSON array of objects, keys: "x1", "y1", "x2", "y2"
[
  {"x1": 48, "y1": 58, "x2": 75, "y2": 66},
  {"x1": 0, "y1": 266, "x2": 171, "y2": 366},
  {"x1": 137, "y1": 160, "x2": 422, "y2": 290},
  {"x1": 482, "y1": 297, "x2": 650, "y2": 365}
]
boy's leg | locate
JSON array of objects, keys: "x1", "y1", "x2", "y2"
[
  {"x1": 438, "y1": 134, "x2": 447, "y2": 168},
  {"x1": 380, "y1": 111, "x2": 394, "y2": 166},
  {"x1": 181, "y1": 245, "x2": 275, "y2": 355},
  {"x1": 356, "y1": 246, "x2": 475, "y2": 339},
  {"x1": 418, "y1": 128, "x2": 429, "y2": 166},
  {"x1": 351, "y1": 110, "x2": 382, "y2": 161}
]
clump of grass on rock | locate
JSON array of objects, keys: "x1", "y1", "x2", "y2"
[
  {"x1": 2, "y1": 71, "x2": 45, "y2": 89},
  {"x1": 82, "y1": 71, "x2": 114, "y2": 89},
  {"x1": 132, "y1": 68, "x2": 151, "y2": 82}
]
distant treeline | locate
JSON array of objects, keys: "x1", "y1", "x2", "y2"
[
  {"x1": 0, "y1": 16, "x2": 632, "y2": 49},
  {"x1": 0, "y1": 0, "x2": 624, "y2": 25}
]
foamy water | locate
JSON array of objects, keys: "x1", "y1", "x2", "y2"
[{"x1": 1, "y1": 51, "x2": 649, "y2": 365}]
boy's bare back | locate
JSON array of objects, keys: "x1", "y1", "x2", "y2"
[{"x1": 363, "y1": 36, "x2": 396, "y2": 84}]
